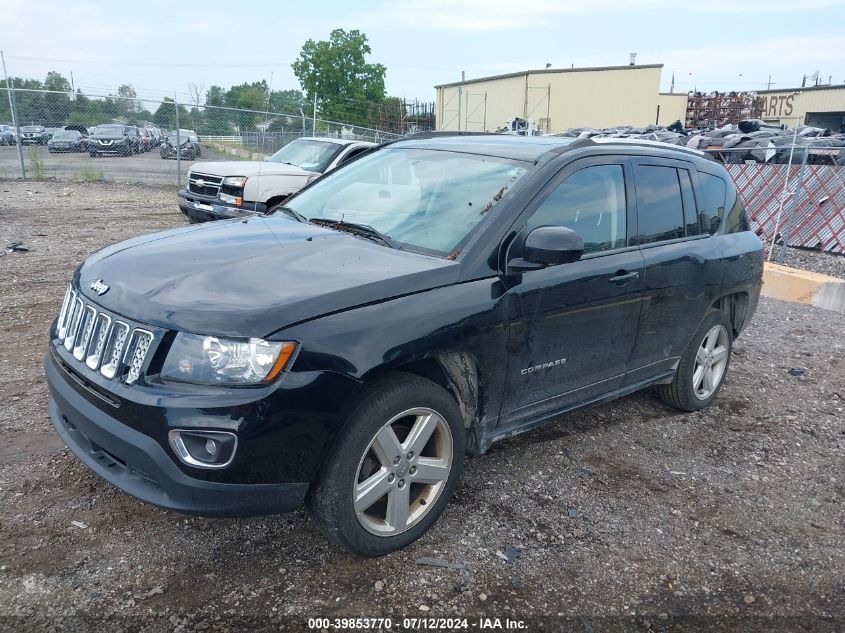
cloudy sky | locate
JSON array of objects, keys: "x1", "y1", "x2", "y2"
[{"x1": 2, "y1": 0, "x2": 844, "y2": 105}]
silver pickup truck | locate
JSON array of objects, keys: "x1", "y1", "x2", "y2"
[{"x1": 178, "y1": 136, "x2": 375, "y2": 223}]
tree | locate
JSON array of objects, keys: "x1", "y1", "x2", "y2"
[
  {"x1": 292, "y1": 29, "x2": 386, "y2": 126},
  {"x1": 269, "y1": 89, "x2": 306, "y2": 114},
  {"x1": 205, "y1": 85, "x2": 225, "y2": 107},
  {"x1": 117, "y1": 84, "x2": 138, "y2": 116},
  {"x1": 43, "y1": 71, "x2": 71, "y2": 124},
  {"x1": 152, "y1": 97, "x2": 188, "y2": 129}
]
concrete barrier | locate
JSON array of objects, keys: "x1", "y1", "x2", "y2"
[{"x1": 762, "y1": 262, "x2": 845, "y2": 313}]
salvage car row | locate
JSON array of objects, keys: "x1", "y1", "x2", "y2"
[{"x1": 0, "y1": 123, "x2": 204, "y2": 159}]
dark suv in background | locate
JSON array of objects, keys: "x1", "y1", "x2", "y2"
[
  {"x1": 89, "y1": 125, "x2": 138, "y2": 156},
  {"x1": 45, "y1": 134, "x2": 762, "y2": 556},
  {"x1": 19, "y1": 125, "x2": 47, "y2": 145}
]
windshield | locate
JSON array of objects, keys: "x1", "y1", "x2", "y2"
[
  {"x1": 167, "y1": 130, "x2": 194, "y2": 142},
  {"x1": 94, "y1": 125, "x2": 124, "y2": 135},
  {"x1": 21, "y1": 126, "x2": 42, "y2": 132},
  {"x1": 267, "y1": 139, "x2": 340, "y2": 172},
  {"x1": 53, "y1": 130, "x2": 78, "y2": 139},
  {"x1": 283, "y1": 147, "x2": 529, "y2": 255}
]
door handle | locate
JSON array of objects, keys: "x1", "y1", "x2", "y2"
[{"x1": 609, "y1": 270, "x2": 639, "y2": 284}]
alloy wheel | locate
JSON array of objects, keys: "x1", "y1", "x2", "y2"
[
  {"x1": 692, "y1": 324, "x2": 729, "y2": 400},
  {"x1": 353, "y1": 407, "x2": 453, "y2": 536}
]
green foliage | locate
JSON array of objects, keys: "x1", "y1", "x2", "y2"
[
  {"x1": 152, "y1": 97, "x2": 189, "y2": 129},
  {"x1": 292, "y1": 29, "x2": 386, "y2": 126},
  {"x1": 27, "y1": 146, "x2": 45, "y2": 180},
  {"x1": 75, "y1": 163, "x2": 105, "y2": 182}
]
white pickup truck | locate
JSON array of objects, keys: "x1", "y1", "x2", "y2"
[{"x1": 178, "y1": 136, "x2": 375, "y2": 223}]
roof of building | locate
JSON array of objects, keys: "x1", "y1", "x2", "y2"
[{"x1": 434, "y1": 64, "x2": 664, "y2": 89}]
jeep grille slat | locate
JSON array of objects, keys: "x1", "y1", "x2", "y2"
[{"x1": 54, "y1": 284, "x2": 155, "y2": 385}]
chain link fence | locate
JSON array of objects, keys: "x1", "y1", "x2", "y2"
[{"x1": 0, "y1": 88, "x2": 401, "y2": 185}]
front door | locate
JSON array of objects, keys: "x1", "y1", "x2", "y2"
[{"x1": 499, "y1": 157, "x2": 644, "y2": 431}]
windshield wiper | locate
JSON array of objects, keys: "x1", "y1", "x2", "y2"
[
  {"x1": 270, "y1": 205, "x2": 308, "y2": 223},
  {"x1": 309, "y1": 218, "x2": 400, "y2": 249}
]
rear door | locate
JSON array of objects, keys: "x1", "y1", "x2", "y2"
[
  {"x1": 499, "y1": 156, "x2": 645, "y2": 430},
  {"x1": 624, "y1": 157, "x2": 723, "y2": 385}
]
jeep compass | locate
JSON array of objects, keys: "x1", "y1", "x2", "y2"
[{"x1": 46, "y1": 134, "x2": 762, "y2": 556}]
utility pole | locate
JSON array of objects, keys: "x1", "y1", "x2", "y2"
[
  {"x1": 70, "y1": 71, "x2": 75, "y2": 93},
  {"x1": 1, "y1": 51, "x2": 25, "y2": 178},
  {"x1": 767, "y1": 75, "x2": 772, "y2": 90}
]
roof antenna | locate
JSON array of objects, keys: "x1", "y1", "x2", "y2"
[{"x1": 629, "y1": 52, "x2": 637, "y2": 66}]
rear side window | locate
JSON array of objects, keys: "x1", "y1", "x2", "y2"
[
  {"x1": 633, "y1": 165, "x2": 685, "y2": 244},
  {"x1": 697, "y1": 172, "x2": 727, "y2": 235},
  {"x1": 724, "y1": 183, "x2": 750, "y2": 234},
  {"x1": 527, "y1": 164, "x2": 627, "y2": 254}
]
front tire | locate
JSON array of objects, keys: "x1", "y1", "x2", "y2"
[
  {"x1": 307, "y1": 374, "x2": 465, "y2": 557},
  {"x1": 656, "y1": 308, "x2": 733, "y2": 412}
]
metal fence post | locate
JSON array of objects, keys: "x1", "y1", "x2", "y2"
[
  {"x1": 175, "y1": 98, "x2": 181, "y2": 188},
  {"x1": 776, "y1": 148, "x2": 809, "y2": 264},
  {"x1": 767, "y1": 120, "x2": 800, "y2": 261},
  {"x1": 1, "y1": 51, "x2": 26, "y2": 179},
  {"x1": 312, "y1": 93, "x2": 317, "y2": 137}
]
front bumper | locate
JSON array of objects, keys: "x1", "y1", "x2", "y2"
[
  {"x1": 178, "y1": 189, "x2": 265, "y2": 223},
  {"x1": 45, "y1": 351, "x2": 309, "y2": 517},
  {"x1": 91, "y1": 142, "x2": 130, "y2": 154}
]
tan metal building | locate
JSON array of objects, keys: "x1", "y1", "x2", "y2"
[
  {"x1": 435, "y1": 64, "x2": 667, "y2": 134},
  {"x1": 754, "y1": 85, "x2": 845, "y2": 130}
]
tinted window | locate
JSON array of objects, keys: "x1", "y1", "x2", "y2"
[
  {"x1": 679, "y1": 170, "x2": 700, "y2": 237},
  {"x1": 724, "y1": 184, "x2": 750, "y2": 234},
  {"x1": 697, "y1": 172, "x2": 727, "y2": 235},
  {"x1": 634, "y1": 165, "x2": 685, "y2": 244},
  {"x1": 527, "y1": 165, "x2": 627, "y2": 254}
]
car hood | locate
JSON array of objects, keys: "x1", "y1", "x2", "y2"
[
  {"x1": 91, "y1": 134, "x2": 126, "y2": 140},
  {"x1": 188, "y1": 160, "x2": 318, "y2": 178},
  {"x1": 75, "y1": 216, "x2": 458, "y2": 338}
]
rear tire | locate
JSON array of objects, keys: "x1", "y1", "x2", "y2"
[
  {"x1": 656, "y1": 309, "x2": 733, "y2": 412},
  {"x1": 307, "y1": 374, "x2": 465, "y2": 557}
]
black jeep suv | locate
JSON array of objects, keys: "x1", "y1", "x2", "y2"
[{"x1": 46, "y1": 134, "x2": 762, "y2": 556}]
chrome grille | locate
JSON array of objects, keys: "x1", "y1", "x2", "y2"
[
  {"x1": 188, "y1": 172, "x2": 222, "y2": 197},
  {"x1": 100, "y1": 322, "x2": 130, "y2": 380},
  {"x1": 125, "y1": 330, "x2": 154, "y2": 384},
  {"x1": 55, "y1": 284, "x2": 154, "y2": 385}
]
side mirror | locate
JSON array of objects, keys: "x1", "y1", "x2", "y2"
[{"x1": 508, "y1": 226, "x2": 584, "y2": 272}]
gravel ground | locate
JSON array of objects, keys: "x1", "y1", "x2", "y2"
[
  {"x1": 766, "y1": 242, "x2": 845, "y2": 279},
  {"x1": 1, "y1": 180, "x2": 843, "y2": 632}
]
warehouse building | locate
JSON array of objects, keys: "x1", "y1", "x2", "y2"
[
  {"x1": 434, "y1": 65, "x2": 845, "y2": 133},
  {"x1": 435, "y1": 64, "x2": 671, "y2": 134}
]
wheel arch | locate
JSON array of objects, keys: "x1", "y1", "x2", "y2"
[
  {"x1": 710, "y1": 291, "x2": 750, "y2": 338},
  {"x1": 360, "y1": 351, "x2": 483, "y2": 434}
]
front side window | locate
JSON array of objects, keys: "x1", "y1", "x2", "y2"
[
  {"x1": 284, "y1": 147, "x2": 529, "y2": 255},
  {"x1": 527, "y1": 164, "x2": 627, "y2": 254},
  {"x1": 634, "y1": 165, "x2": 685, "y2": 244}
]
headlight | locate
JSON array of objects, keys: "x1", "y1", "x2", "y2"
[
  {"x1": 223, "y1": 176, "x2": 247, "y2": 188},
  {"x1": 161, "y1": 333, "x2": 296, "y2": 385}
]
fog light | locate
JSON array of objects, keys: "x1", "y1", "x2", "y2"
[{"x1": 168, "y1": 430, "x2": 237, "y2": 469}]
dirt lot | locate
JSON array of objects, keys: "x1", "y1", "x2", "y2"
[
  {"x1": 0, "y1": 180, "x2": 843, "y2": 632},
  {"x1": 0, "y1": 143, "x2": 229, "y2": 186}
]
